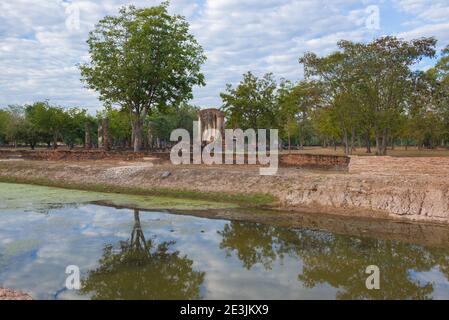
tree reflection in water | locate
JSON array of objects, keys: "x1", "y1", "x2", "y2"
[
  {"x1": 81, "y1": 209, "x2": 205, "y2": 300},
  {"x1": 219, "y1": 221, "x2": 449, "y2": 299}
]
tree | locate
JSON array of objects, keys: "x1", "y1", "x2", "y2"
[
  {"x1": 428, "y1": 45, "x2": 449, "y2": 147},
  {"x1": 311, "y1": 106, "x2": 341, "y2": 149},
  {"x1": 277, "y1": 80, "x2": 297, "y2": 151},
  {"x1": 300, "y1": 36, "x2": 437, "y2": 155},
  {"x1": 80, "y1": 3, "x2": 206, "y2": 152},
  {"x1": 61, "y1": 108, "x2": 91, "y2": 149},
  {"x1": 221, "y1": 72, "x2": 278, "y2": 131},
  {"x1": 2, "y1": 105, "x2": 25, "y2": 148},
  {"x1": 0, "y1": 109, "x2": 10, "y2": 145},
  {"x1": 289, "y1": 81, "x2": 323, "y2": 149},
  {"x1": 25, "y1": 102, "x2": 66, "y2": 149},
  {"x1": 299, "y1": 51, "x2": 361, "y2": 155},
  {"x1": 99, "y1": 106, "x2": 132, "y2": 148},
  {"x1": 147, "y1": 103, "x2": 198, "y2": 148}
]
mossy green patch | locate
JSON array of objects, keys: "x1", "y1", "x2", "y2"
[
  {"x1": 0, "y1": 176, "x2": 276, "y2": 209},
  {"x1": 0, "y1": 182, "x2": 240, "y2": 212}
]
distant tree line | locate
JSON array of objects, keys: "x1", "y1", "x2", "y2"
[
  {"x1": 221, "y1": 37, "x2": 449, "y2": 155},
  {"x1": 0, "y1": 102, "x2": 198, "y2": 150},
  {"x1": 0, "y1": 102, "x2": 94, "y2": 149}
]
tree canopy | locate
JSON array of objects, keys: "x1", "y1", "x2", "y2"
[{"x1": 80, "y1": 3, "x2": 206, "y2": 152}]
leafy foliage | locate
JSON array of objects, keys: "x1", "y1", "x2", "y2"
[{"x1": 80, "y1": 3, "x2": 206, "y2": 151}]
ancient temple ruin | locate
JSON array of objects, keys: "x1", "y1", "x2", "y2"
[
  {"x1": 97, "y1": 118, "x2": 110, "y2": 150},
  {"x1": 197, "y1": 108, "x2": 225, "y2": 144},
  {"x1": 84, "y1": 122, "x2": 92, "y2": 150}
]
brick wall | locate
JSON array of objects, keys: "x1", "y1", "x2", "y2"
[
  {"x1": 279, "y1": 153, "x2": 350, "y2": 170},
  {"x1": 0, "y1": 149, "x2": 349, "y2": 170},
  {"x1": 0, "y1": 149, "x2": 170, "y2": 161}
]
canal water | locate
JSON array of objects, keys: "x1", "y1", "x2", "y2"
[{"x1": 1, "y1": 183, "x2": 449, "y2": 300}]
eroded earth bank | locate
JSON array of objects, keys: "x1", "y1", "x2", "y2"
[{"x1": 0, "y1": 156, "x2": 448, "y2": 224}]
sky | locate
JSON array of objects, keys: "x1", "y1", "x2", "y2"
[{"x1": 1, "y1": 0, "x2": 449, "y2": 113}]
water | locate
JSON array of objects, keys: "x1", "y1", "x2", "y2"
[{"x1": 1, "y1": 183, "x2": 449, "y2": 300}]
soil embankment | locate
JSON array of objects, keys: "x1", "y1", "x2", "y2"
[{"x1": 0, "y1": 156, "x2": 448, "y2": 224}]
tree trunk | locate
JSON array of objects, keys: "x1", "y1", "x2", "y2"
[
  {"x1": 132, "y1": 120, "x2": 142, "y2": 152},
  {"x1": 343, "y1": 129, "x2": 350, "y2": 155},
  {"x1": 375, "y1": 132, "x2": 380, "y2": 155},
  {"x1": 379, "y1": 128, "x2": 388, "y2": 155},
  {"x1": 365, "y1": 130, "x2": 371, "y2": 153},
  {"x1": 350, "y1": 127, "x2": 355, "y2": 153},
  {"x1": 287, "y1": 131, "x2": 291, "y2": 154},
  {"x1": 53, "y1": 132, "x2": 58, "y2": 149}
]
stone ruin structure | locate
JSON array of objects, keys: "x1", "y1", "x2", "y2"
[
  {"x1": 198, "y1": 108, "x2": 225, "y2": 144},
  {"x1": 83, "y1": 110, "x2": 225, "y2": 151},
  {"x1": 84, "y1": 122, "x2": 92, "y2": 150},
  {"x1": 97, "y1": 118, "x2": 110, "y2": 150}
]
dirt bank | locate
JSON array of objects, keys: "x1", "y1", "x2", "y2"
[{"x1": 0, "y1": 157, "x2": 448, "y2": 224}]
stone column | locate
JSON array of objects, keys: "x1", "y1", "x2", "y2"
[
  {"x1": 98, "y1": 121, "x2": 103, "y2": 149},
  {"x1": 197, "y1": 114, "x2": 202, "y2": 143},
  {"x1": 85, "y1": 122, "x2": 92, "y2": 150},
  {"x1": 217, "y1": 114, "x2": 224, "y2": 139}
]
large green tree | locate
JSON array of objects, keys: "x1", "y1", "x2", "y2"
[
  {"x1": 25, "y1": 101, "x2": 66, "y2": 149},
  {"x1": 221, "y1": 72, "x2": 278, "y2": 131},
  {"x1": 300, "y1": 36, "x2": 437, "y2": 155},
  {"x1": 80, "y1": 3, "x2": 206, "y2": 152}
]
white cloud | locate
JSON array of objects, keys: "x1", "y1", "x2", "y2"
[
  {"x1": 0, "y1": 0, "x2": 447, "y2": 111},
  {"x1": 394, "y1": 0, "x2": 449, "y2": 49}
]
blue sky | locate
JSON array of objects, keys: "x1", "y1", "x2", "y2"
[{"x1": 1, "y1": 0, "x2": 448, "y2": 113}]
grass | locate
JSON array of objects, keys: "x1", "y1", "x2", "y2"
[{"x1": 0, "y1": 175, "x2": 277, "y2": 208}]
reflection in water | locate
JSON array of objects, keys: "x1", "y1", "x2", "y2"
[
  {"x1": 218, "y1": 222, "x2": 297, "y2": 270},
  {"x1": 219, "y1": 221, "x2": 449, "y2": 299},
  {"x1": 80, "y1": 210, "x2": 205, "y2": 300},
  {"x1": 2, "y1": 200, "x2": 449, "y2": 299}
]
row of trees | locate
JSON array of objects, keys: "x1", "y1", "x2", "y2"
[
  {"x1": 2, "y1": 3, "x2": 448, "y2": 156},
  {"x1": 221, "y1": 37, "x2": 449, "y2": 155},
  {"x1": 0, "y1": 101, "x2": 198, "y2": 150},
  {"x1": 0, "y1": 102, "x2": 93, "y2": 149},
  {"x1": 99, "y1": 103, "x2": 199, "y2": 149},
  {"x1": 4, "y1": 3, "x2": 204, "y2": 151}
]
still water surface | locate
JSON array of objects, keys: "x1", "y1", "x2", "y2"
[{"x1": 1, "y1": 183, "x2": 449, "y2": 299}]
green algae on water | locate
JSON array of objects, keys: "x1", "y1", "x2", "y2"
[{"x1": 0, "y1": 182, "x2": 237, "y2": 212}]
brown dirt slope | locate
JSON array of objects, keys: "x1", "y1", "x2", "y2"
[{"x1": 0, "y1": 156, "x2": 448, "y2": 224}]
